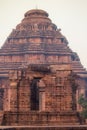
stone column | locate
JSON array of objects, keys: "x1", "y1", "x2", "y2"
[
  {"x1": 9, "y1": 81, "x2": 18, "y2": 111},
  {"x1": 39, "y1": 90, "x2": 45, "y2": 111},
  {"x1": 38, "y1": 79, "x2": 45, "y2": 111},
  {"x1": 9, "y1": 70, "x2": 18, "y2": 112}
]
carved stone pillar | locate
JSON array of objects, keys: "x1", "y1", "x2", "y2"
[
  {"x1": 38, "y1": 79, "x2": 45, "y2": 111},
  {"x1": 9, "y1": 71, "x2": 18, "y2": 112},
  {"x1": 39, "y1": 90, "x2": 45, "y2": 111},
  {"x1": 9, "y1": 81, "x2": 18, "y2": 111}
]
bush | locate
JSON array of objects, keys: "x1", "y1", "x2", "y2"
[{"x1": 78, "y1": 94, "x2": 87, "y2": 119}]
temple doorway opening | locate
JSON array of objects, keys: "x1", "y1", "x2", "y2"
[{"x1": 30, "y1": 77, "x2": 41, "y2": 111}]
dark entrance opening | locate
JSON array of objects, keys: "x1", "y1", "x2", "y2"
[
  {"x1": 0, "y1": 88, "x2": 4, "y2": 110},
  {"x1": 30, "y1": 77, "x2": 41, "y2": 110}
]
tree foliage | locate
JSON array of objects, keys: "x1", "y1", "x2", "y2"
[{"x1": 78, "y1": 94, "x2": 87, "y2": 119}]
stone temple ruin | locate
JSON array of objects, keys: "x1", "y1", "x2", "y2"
[
  {"x1": 3, "y1": 64, "x2": 80, "y2": 125},
  {"x1": 0, "y1": 9, "x2": 87, "y2": 129}
]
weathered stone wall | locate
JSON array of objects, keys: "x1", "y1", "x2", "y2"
[{"x1": 2, "y1": 64, "x2": 81, "y2": 125}]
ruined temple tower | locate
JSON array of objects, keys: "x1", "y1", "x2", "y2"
[{"x1": 0, "y1": 9, "x2": 87, "y2": 125}]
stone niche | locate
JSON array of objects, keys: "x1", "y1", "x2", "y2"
[{"x1": 3, "y1": 64, "x2": 82, "y2": 125}]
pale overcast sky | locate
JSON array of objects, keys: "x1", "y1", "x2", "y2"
[{"x1": 0, "y1": 0, "x2": 87, "y2": 68}]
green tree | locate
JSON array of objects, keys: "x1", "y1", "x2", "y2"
[{"x1": 78, "y1": 94, "x2": 87, "y2": 119}]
